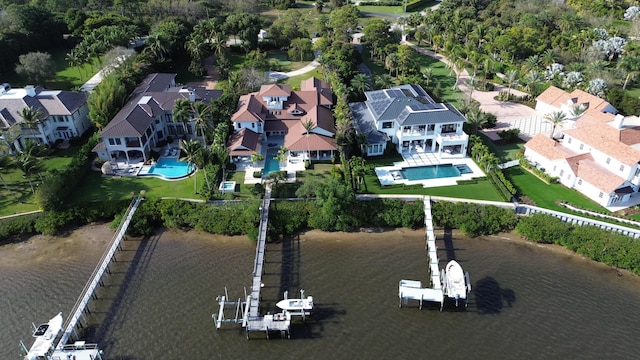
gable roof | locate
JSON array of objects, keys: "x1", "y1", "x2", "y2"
[
  {"x1": 563, "y1": 126, "x2": 640, "y2": 166},
  {"x1": 525, "y1": 133, "x2": 581, "y2": 160},
  {"x1": 259, "y1": 84, "x2": 291, "y2": 97},
  {"x1": 576, "y1": 158, "x2": 626, "y2": 194},
  {"x1": 227, "y1": 128, "x2": 261, "y2": 156},
  {"x1": 537, "y1": 86, "x2": 612, "y2": 113}
]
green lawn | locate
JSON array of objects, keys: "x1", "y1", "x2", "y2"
[
  {"x1": 413, "y1": 51, "x2": 461, "y2": 105},
  {"x1": 357, "y1": 5, "x2": 407, "y2": 15},
  {"x1": 72, "y1": 171, "x2": 204, "y2": 204},
  {"x1": 505, "y1": 166, "x2": 607, "y2": 213},
  {"x1": 477, "y1": 133, "x2": 525, "y2": 162},
  {"x1": 281, "y1": 68, "x2": 323, "y2": 87}
]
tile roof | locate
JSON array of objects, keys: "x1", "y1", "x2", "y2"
[
  {"x1": 537, "y1": 86, "x2": 612, "y2": 113},
  {"x1": 524, "y1": 133, "x2": 581, "y2": 160},
  {"x1": 563, "y1": 126, "x2": 640, "y2": 166},
  {"x1": 258, "y1": 84, "x2": 291, "y2": 97},
  {"x1": 576, "y1": 158, "x2": 626, "y2": 194},
  {"x1": 227, "y1": 128, "x2": 261, "y2": 156},
  {"x1": 285, "y1": 132, "x2": 336, "y2": 151}
]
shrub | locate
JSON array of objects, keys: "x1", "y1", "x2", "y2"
[
  {"x1": 253, "y1": 170, "x2": 262, "y2": 178},
  {"x1": 497, "y1": 128, "x2": 521, "y2": 143},
  {"x1": 0, "y1": 213, "x2": 42, "y2": 243},
  {"x1": 516, "y1": 213, "x2": 571, "y2": 243},
  {"x1": 432, "y1": 201, "x2": 518, "y2": 237}
]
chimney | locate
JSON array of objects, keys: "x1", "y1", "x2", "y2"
[
  {"x1": 25, "y1": 85, "x2": 36, "y2": 97},
  {"x1": 189, "y1": 89, "x2": 196, "y2": 102},
  {"x1": 613, "y1": 114, "x2": 625, "y2": 129}
]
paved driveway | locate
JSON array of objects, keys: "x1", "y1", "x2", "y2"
[{"x1": 404, "y1": 42, "x2": 550, "y2": 140}]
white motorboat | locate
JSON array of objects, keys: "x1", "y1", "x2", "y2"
[
  {"x1": 24, "y1": 312, "x2": 63, "y2": 360},
  {"x1": 276, "y1": 296, "x2": 314, "y2": 312},
  {"x1": 445, "y1": 260, "x2": 469, "y2": 307}
]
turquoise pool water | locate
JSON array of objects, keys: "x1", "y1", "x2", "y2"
[
  {"x1": 263, "y1": 148, "x2": 280, "y2": 175},
  {"x1": 144, "y1": 158, "x2": 193, "y2": 179},
  {"x1": 401, "y1": 164, "x2": 472, "y2": 181}
]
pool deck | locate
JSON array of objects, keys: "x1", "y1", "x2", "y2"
[{"x1": 375, "y1": 152, "x2": 485, "y2": 188}]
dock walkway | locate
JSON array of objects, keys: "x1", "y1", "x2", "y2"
[
  {"x1": 57, "y1": 197, "x2": 143, "y2": 347},
  {"x1": 247, "y1": 186, "x2": 271, "y2": 324}
]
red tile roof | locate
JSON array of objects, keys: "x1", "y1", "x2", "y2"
[
  {"x1": 524, "y1": 134, "x2": 580, "y2": 160},
  {"x1": 576, "y1": 158, "x2": 626, "y2": 193},
  {"x1": 258, "y1": 84, "x2": 291, "y2": 97},
  {"x1": 227, "y1": 128, "x2": 261, "y2": 156}
]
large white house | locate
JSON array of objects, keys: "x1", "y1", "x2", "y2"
[
  {"x1": 350, "y1": 84, "x2": 469, "y2": 157},
  {"x1": 0, "y1": 84, "x2": 90, "y2": 152},
  {"x1": 525, "y1": 86, "x2": 640, "y2": 209},
  {"x1": 94, "y1": 73, "x2": 222, "y2": 164}
]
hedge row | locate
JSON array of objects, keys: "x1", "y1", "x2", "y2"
[
  {"x1": 432, "y1": 201, "x2": 519, "y2": 237},
  {"x1": 405, "y1": 0, "x2": 427, "y2": 12},
  {"x1": 359, "y1": 1, "x2": 402, "y2": 6},
  {"x1": 516, "y1": 213, "x2": 640, "y2": 274}
]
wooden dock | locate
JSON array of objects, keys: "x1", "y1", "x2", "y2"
[
  {"x1": 57, "y1": 197, "x2": 143, "y2": 347},
  {"x1": 247, "y1": 186, "x2": 271, "y2": 323}
]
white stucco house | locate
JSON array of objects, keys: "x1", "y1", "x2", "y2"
[
  {"x1": 93, "y1": 73, "x2": 222, "y2": 164},
  {"x1": 524, "y1": 86, "x2": 640, "y2": 209},
  {"x1": 0, "y1": 84, "x2": 91, "y2": 152},
  {"x1": 350, "y1": 84, "x2": 469, "y2": 157}
]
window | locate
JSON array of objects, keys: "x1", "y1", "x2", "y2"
[
  {"x1": 237, "y1": 123, "x2": 241, "y2": 129},
  {"x1": 579, "y1": 144, "x2": 584, "y2": 150},
  {"x1": 620, "y1": 165, "x2": 624, "y2": 172},
  {"x1": 598, "y1": 192, "x2": 603, "y2": 198},
  {"x1": 635, "y1": 168, "x2": 640, "y2": 177},
  {"x1": 251, "y1": 123, "x2": 255, "y2": 128},
  {"x1": 567, "y1": 138, "x2": 572, "y2": 144},
  {"x1": 427, "y1": 124, "x2": 435, "y2": 131},
  {"x1": 108, "y1": 138, "x2": 122, "y2": 146},
  {"x1": 578, "y1": 179, "x2": 582, "y2": 185},
  {"x1": 382, "y1": 121, "x2": 393, "y2": 129},
  {"x1": 606, "y1": 157, "x2": 611, "y2": 164},
  {"x1": 441, "y1": 124, "x2": 457, "y2": 133},
  {"x1": 560, "y1": 170, "x2": 564, "y2": 177}
]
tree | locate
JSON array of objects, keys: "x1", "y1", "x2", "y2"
[
  {"x1": 618, "y1": 54, "x2": 640, "y2": 90},
  {"x1": 349, "y1": 156, "x2": 368, "y2": 192},
  {"x1": 250, "y1": 152, "x2": 264, "y2": 167},
  {"x1": 16, "y1": 153, "x2": 43, "y2": 193},
  {"x1": 191, "y1": 102, "x2": 212, "y2": 141},
  {"x1": 465, "y1": 73, "x2": 478, "y2": 100},
  {"x1": 18, "y1": 106, "x2": 44, "y2": 133},
  {"x1": 288, "y1": 38, "x2": 314, "y2": 62},
  {"x1": 303, "y1": 118, "x2": 314, "y2": 166},
  {"x1": 544, "y1": 111, "x2": 567, "y2": 139},
  {"x1": 421, "y1": 67, "x2": 433, "y2": 89},
  {"x1": 180, "y1": 139, "x2": 203, "y2": 193},
  {"x1": 315, "y1": 0, "x2": 325, "y2": 13},
  {"x1": 374, "y1": 74, "x2": 393, "y2": 89},
  {"x1": 465, "y1": 106, "x2": 487, "y2": 135},
  {"x1": 173, "y1": 99, "x2": 192, "y2": 138},
  {"x1": 0, "y1": 155, "x2": 12, "y2": 193},
  {"x1": 15, "y1": 52, "x2": 55, "y2": 85},
  {"x1": 144, "y1": 33, "x2": 169, "y2": 60},
  {"x1": 350, "y1": 73, "x2": 371, "y2": 99},
  {"x1": 504, "y1": 69, "x2": 519, "y2": 98}
]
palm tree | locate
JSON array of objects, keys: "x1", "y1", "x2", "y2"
[
  {"x1": 465, "y1": 73, "x2": 478, "y2": 100},
  {"x1": 504, "y1": 70, "x2": 519, "y2": 99},
  {"x1": 618, "y1": 55, "x2": 640, "y2": 90},
  {"x1": 302, "y1": 118, "x2": 314, "y2": 166},
  {"x1": 544, "y1": 111, "x2": 567, "y2": 139},
  {"x1": 66, "y1": 49, "x2": 84, "y2": 81},
  {"x1": 541, "y1": 49, "x2": 556, "y2": 68},
  {"x1": 173, "y1": 99, "x2": 192, "y2": 139},
  {"x1": 349, "y1": 156, "x2": 368, "y2": 192},
  {"x1": 350, "y1": 73, "x2": 371, "y2": 99},
  {"x1": 465, "y1": 107, "x2": 486, "y2": 135},
  {"x1": 180, "y1": 139, "x2": 203, "y2": 194},
  {"x1": 374, "y1": 74, "x2": 393, "y2": 89},
  {"x1": 18, "y1": 106, "x2": 44, "y2": 140},
  {"x1": 191, "y1": 101, "x2": 212, "y2": 141},
  {"x1": 480, "y1": 152, "x2": 499, "y2": 173},
  {"x1": 16, "y1": 153, "x2": 43, "y2": 193},
  {"x1": 144, "y1": 33, "x2": 168, "y2": 60},
  {"x1": 523, "y1": 70, "x2": 543, "y2": 95},
  {"x1": 274, "y1": 146, "x2": 288, "y2": 167},
  {"x1": 250, "y1": 152, "x2": 264, "y2": 167},
  {"x1": 385, "y1": 53, "x2": 399, "y2": 76},
  {"x1": 421, "y1": 67, "x2": 433, "y2": 89}
]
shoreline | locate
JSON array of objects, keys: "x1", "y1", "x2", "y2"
[{"x1": 3, "y1": 224, "x2": 636, "y2": 278}]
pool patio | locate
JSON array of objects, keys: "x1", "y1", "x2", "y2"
[{"x1": 375, "y1": 152, "x2": 485, "y2": 188}]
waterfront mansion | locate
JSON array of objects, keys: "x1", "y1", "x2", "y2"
[
  {"x1": 227, "y1": 78, "x2": 336, "y2": 162},
  {"x1": 93, "y1": 73, "x2": 222, "y2": 164},
  {"x1": 349, "y1": 84, "x2": 469, "y2": 157},
  {"x1": 525, "y1": 86, "x2": 640, "y2": 209},
  {"x1": 0, "y1": 84, "x2": 91, "y2": 152}
]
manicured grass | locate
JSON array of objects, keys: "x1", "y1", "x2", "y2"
[
  {"x1": 47, "y1": 49, "x2": 104, "y2": 90},
  {"x1": 281, "y1": 68, "x2": 323, "y2": 87},
  {"x1": 626, "y1": 87, "x2": 640, "y2": 98},
  {"x1": 413, "y1": 51, "x2": 461, "y2": 105},
  {"x1": 71, "y1": 171, "x2": 204, "y2": 204},
  {"x1": 476, "y1": 133, "x2": 525, "y2": 162},
  {"x1": 357, "y1": 5, "x2": 407, "y2": 15},
  {"x1": 504, "y1": 166, "x2": 607, "y2": 213}
]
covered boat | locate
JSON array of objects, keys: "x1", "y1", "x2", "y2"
[
  {"x1": 445, "y1": 260, "x2": 470, "y2": 307},
  {"x1": 24, "y1": 312, "x2": 63, "y2": 360}
]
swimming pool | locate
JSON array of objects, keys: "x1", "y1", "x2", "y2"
[
  {"x1": 141, "y1": 158, "x2": 194, "y2": 180},
  {"x1": 263, "y1": 148, "x2": 281, "y2": 175},
  {"x1": 400, "y1": 164, "x2": 472, "y2": 181}
]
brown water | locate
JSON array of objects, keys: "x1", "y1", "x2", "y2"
[{"x1": 3, "y1": 225, "x2": 640, "y2": 359}]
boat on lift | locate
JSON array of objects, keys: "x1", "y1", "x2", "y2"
[
  {"x1": 444, "y1": 260, "x2": 471, "y2": 308},
  {"x1": 276, "y1": 296, "x2": 314, "y2": 312},
  {"x1": 24, "y1": 312, "x2": 63, "y2": 360}
]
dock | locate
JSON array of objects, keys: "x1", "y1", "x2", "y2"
[
  {"x1": 213, "y1": 186, "x2": 313, "y2": 339},
  {"x1": 399, "y1": 196, "x2": 471, "y2": 310},
  {"x1": 22, "y1": 197, "x2": 143, "y2": 360}
]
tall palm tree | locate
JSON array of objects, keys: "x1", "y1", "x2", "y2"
[
  {"x1": 619, "y1": 55, "x2": 640, "y2": 90},
  {"x1": 180, "y1": 139, "x2": 203, "y2": 194},
  {"x1": 191, "y1": 101, "x2": 212, "y2": 141},
  {"x1": 544, "y1": 111, "x2": 567, "y2": 139},
  {"x1": 465, "y1": 107, "x2": 486, "y2": 135},
  {"x1": 66, "y1": 49, "x2": 84, "y2": 81},
  {"x1": 465, "y1": 73, "x2": 478, "y2": 100},
  {"x1": 144, "y1": 33, "x2": 168, "y2": 60},
  {"x1": 302, "y1": 118, "x2": 314, "y2": 165},
  {"x1": 523, "y1": 70, "x2": 543, "y2": 96},
  {"x1": 374, "y1": 74, "x2": 393, "y2": 90},
  {"x1": 421, "y1": 67, "x2": 433, "y2": 89},
  {"x1": 16, "y1": 153, "x2": 43, "y2": 193},
  {"x1": 173, "y1": 98, "x2": 192, "y2": 139}
]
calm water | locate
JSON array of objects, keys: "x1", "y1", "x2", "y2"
[
  {"x1": 3, "y1": 226, "x2": 640, "y2": 359},
  {"x1": 401, "y1": 164, "x2": 471, "y2": 181}
]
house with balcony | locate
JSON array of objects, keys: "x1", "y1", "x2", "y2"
[
  {"x1": 228, "y1": 77, "x2": 335, "y2": 162},
  {"x1": 93, "y1": 73, "x2": 222, "y2": 164},
  {"x1": 350, "y1": 84, "x2": 468, "y2": 157},
  {"x1": 524, "y1": 87, "x2": 640, "y2": 209},
  {"x1": 0, "y1": 84, "x2": 90, "y2": 152}
]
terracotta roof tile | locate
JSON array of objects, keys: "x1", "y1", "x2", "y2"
[
  {"x1": 227, "y1": 128, "x2": 261, "y2": 156},
  {"x1": 563, "y1": 126, "x2": 640, "y2": 166},
  {"x1": 525, "y1": 134, "x2": 580, "y2": 160},
  {"x1": 576, "y1": 159, "x2": 626, "y2": 194},
  {"x1": 258, "y1": 84, "x2": 291, "y2": 97}
]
